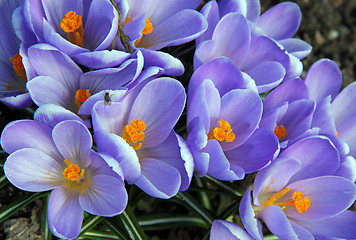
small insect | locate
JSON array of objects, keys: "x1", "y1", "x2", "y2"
[{"x1": 104, "y1": 91, "x2": 111, "y2": 106}]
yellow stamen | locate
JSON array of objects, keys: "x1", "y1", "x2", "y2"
[
  {"x1": 75, "y1": 89, "x2": 91, "y2": 108},
  {"x1": 134, "y1": 18, "x2": 153, "y2": 46},
  {"x1": 60, "y1": 11, "x2": 84, "y2": 47},
  {"x1": 122, "y1": 120, "x2": 146, "y2": 150},
  {"x1": 274, "y1": 125, "x2": 287, "y2": 140},
  {"x1": 261, "y1": 187, "x2": 311, "y2": 214},
  {"x1": 336, "y1": 131, "x2": 339, "y2": 137},
  {"x1": 63, "y1": 159, "x2": 85, "y2": 181},
  {"x1": 207, "y1": 120, "x2": 235, "y2": 142},
  {"x1": 9, "y1": 53, "x2": 27, "y2": 81}
]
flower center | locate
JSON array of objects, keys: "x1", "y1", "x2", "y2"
[
  {"x1": 260, "y1": 187, "x2": 311, "y2": 214},
  {"x1": 60, "y1": 11, "x2": 84, "y2": 47},
  {"x1": 274, "y1": 124, "x2": 287, "y2": 140},
  {"x1": 63, "y1": 159, "x2": 85, "y2": 181},
  {"x1": 75, "y1": 89, "x2": 91, "y2": 108},
  {"x1": 122, "y1": 119, "x2": 146, "y2": 150},
  {"x1": 9, "y1": 53, "x2": 27, "y2": 81},
  {"x1": 207, "y1": 120, "x2": 235, "y2": 142},
  {"x1": 126, "y1": 17, "x2": 153, "y2": 46}
]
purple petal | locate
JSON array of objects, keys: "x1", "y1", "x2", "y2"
[
  {"x1": 247, "y1": 61, "x2": 286, "y2": 93},
  {"x1": 175, "y1": 133, "x2": 194, "y2": 191},
  {"x1": 90, "y1": 151, "x2": 124, "y2": 181},
  {"x1": 79, "y1": 175, "x2": 127, "y2": 216},
  {"x1": 279, "y1": 38, "x2": 312, "y2": 60},
  {"x1": 0, "y1": 93, "x2": 33, "y2": 108},
  {"x1": 194, "y1": 12, "x2": 250, "y2": 69},
  {"x1": 289, "y1": 220, "x2": 315, "y2": 240},
  {"x1": 210, "y1": 220, "x2": 254, "y2": 240},
  {"x1": 1, "y1": 119, "x2": 61, "y2": 159},
  {"x1": 285, "y1": 176, "x2": 356, "y2": 220},
  {"x1": 196, "y1": 1, "x2": 219, "y2": 45},
  {"x1": 311, "y1": 96, "x2": 337, "y2": 135},
  {"x1": 47, "y1": 188, "x2": 83, "y2": 239},
  {"x1": 84, "y1": 0, "x2": 118, "y2": 51},
  {"x1": 334, "y1": 155, "x2": 356, "y2": 182},
  {"x1": 72, "y1": 50, "x2": 131, "y2": 69},
  {"x1": 263, "y1": 77, "x2": 309, "y2": 114},
  {"x1": 257, "y1": 2, "x2": 301, "y2": 40},
  {"x1": 218, "y1": 89, "x2": 262, "y2": 151},
  {"x1": 298, "y1": 210, "x2": 356, "y2": 239},
  {"x1": 134, "y1": 158, "x2": 181, "y2": 199},
  {"x1": 187, "y1": 79, "x2": 221, "y2": 134},
  {"x1": 94, "y1": 131, "x2": 141, "y2": 184},
  {"x1": 34, "y1": 104, "x2": 86, "y2": 128},
  {"x1": 205, "y1": 140, "x2": 245, "y2": 181},
  {"x1": 219, "y1": 0, "x2": 261, "y2": 22},
  {"x1": 188, "y1": 57, "x2": 244, "y2": 99},
  {"x1": 225, "y1": 128, "x2": 279, "y2": 174},
  {"x1": 92, "y1": 101, "x2": 126, "y2": 134},
  {"x1": 280, "y1": 136, "x2": 340, "y2": 182},
  {"x1": 305, "y1": 59, "x2": 342, "y2": 104},
  {"x1": 140, "y1": 49, "x2": 184, "y2": 76},
  {"x1": 4, "y1": 148, "x2": 62, "y2": 191},
  {"x1": 52, "y1": 120, "x2": 92, "y2": 167},
  {"x1": 240, "y1": 188, "x2": 264, "y2": 240},
  {"x1": 128, "y1": 78, "x2": 185, "y2": 148},
  {"x1": 258, "y1": 205, "x2": 299, "y2": 239},
  {"x1": 137, "y1": 9, "x2": 207, "y2": 50}
]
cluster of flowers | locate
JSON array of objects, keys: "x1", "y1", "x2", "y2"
[{"x1": 0, "y1": 0, "x2": 355, "y2": 239}]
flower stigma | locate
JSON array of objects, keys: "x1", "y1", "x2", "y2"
[
  {"x1": 9, "y1": 53, "x2": 27, "y2": 81},
  {"x1": 63, "y1": 159, "x2": 85, "y2": 181},
  {"x1": 60, "y1": 11, "x2": 84, "y2": 47},
  {"x1": 122, "y1": 119, "x2": 146, "y2": 150},
  {"x1": 207, "y1": 120, "x2": 235, "y2": 142},
  {"x1": 274, "y1": 124, "x2": 287, "y2": 140},
  {"x1": 75, "y1": 89, "x2": 91, "y2": 108},
  {"x1": 254, "y1": 187, "x2": 311, "y2": 214}
]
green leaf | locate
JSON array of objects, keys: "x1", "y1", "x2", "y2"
[
  {"x1": 138, "y1": 214, "x2": 208, "y2": 231},
  {"x1": 264, "y1": 235, "x2": 280, "y2": 240},
  {"x1": 174, "y1": 192, "x2": 215, "y2": 225},
  {"x1": 78, "y1": 215, "x2": 104, "y2": 238},
  {"x1": 41, "y1": 193, "x2": 52, "y2": 240},
  {"x1": 0, "y1": 191, "x2": 48, "y2": 222},
  {"x1": 103, "y1": 218, "x2": 131, "y2": 240},
  {"x1": 193, "y1": 174, "x2": 212, "y2": 211},
  {"x1": 78, "y1": 230, "x2": 121, "y2": 240},
  {"x1": 217, "y1": 200, "x2": 240, "y2": 220},
  {"x1": 203, "y1": 175, "x2": 243, "y2": 197},
  {"x1": 0, "y1": 174, "x2": 9, "y2": 189}
]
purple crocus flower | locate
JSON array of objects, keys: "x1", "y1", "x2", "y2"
[
  {"x1": 197, "y1": 0, "x2": 311, "y2": 81},
  {"x1": 210, "y1": 220, "x2": 253, "y2": 240},
  {"x1": 25, "y1": 43, "x2": 143, "y2": 116},
  {"x1": 194, "y1": 9, "x2": 290, "y2": 93},
  {"x1": 15, "y1": 0, "x2": 130, "y2": 68},
  {"x1": 239, "y1": 136, "x2": 356, "y2": 240},
  {"x1": 1, "y1": 106, "x2": 128, "y2": 239},
  {"x1": 113, "y1": 0, "x2": 208, "y2": 76},
  {"x1": 186, "y1": 57, "x2": 279, "y2": 180},
  {"x1": 91, "y1": 77, "x2": 193, "y2": 198},
  {"x1": 0, "y1": 0, "x2": 33, "y2": 108}
]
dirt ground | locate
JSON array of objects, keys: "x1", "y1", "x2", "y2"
[{"x1": 1, "y1": 0, "x2": 356, "y2": 239}]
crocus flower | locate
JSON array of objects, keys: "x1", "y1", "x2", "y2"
[
  {"x1": 210, "y1": 220, "x2": 253, "y2": 240},
  {"x1": 240, "y1": 136, "x2": 356, "y2": 240},
  {"x1": 194, "y1": 10, "x2": 290, "y2": 93},
  {"x1": 197, "y1": 0, "x2": 311, "y2": 80},
  {"x1": 16, "y1": 0, "x2": 130, "y2": 68},
  {"x1": 1, "y1": 107, "x2": 128, "y2": 239},
  {"x1": 113, "y1": 0, "x2": 208, "y2": 76},
  {"x1": 0, "y1": 0, "x2": 33, "y2": 108},
  {"x1": 186, "y1": 57, "x2": 278, "y2": 180},
  {"x1": 91, "y1": 77, "x2": 193, "y2": 198},
  {"x1": 25, "y1": 44, "x2": 142, "y2": 116}
]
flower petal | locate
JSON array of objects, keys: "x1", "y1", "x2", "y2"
[
  {"x1": 4, "y1": 148, "x2": 62, "y2": 191},
  {"x1": 47, "y1": 188, "x2": 83, "y2": 239},
  {"x1": 210, "y1": 220, "x2": 254, "y2": 240},
  {"x1": 134, "y1": 158, "x2": 181, "y2": 199},
  {"x1": 279, "y1": 38, "x2": 312, "y2": 60},
  {"x1": 79, "y1": 175, "x2": 127, "y2": 216}
]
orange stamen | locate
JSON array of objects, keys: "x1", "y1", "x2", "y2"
[
  {"x1": 75, "y1": 89, "x2": 91, "y2": 108},
  {"x1": 207, "y1": 120, "x2": 235, "y2": 142},
  {"x1": 9, "y1": 53, "x2": 27, "y2": 81},
  {"x1": 63, "y1": 159, "x2": 85, "y2": 181},
  {"x1": 274, "y1": 125, "x2": 287, "y2": 140},
  {"x1": 122, "y1": 120, "x2": 146, "y2": 150},
  {"x1": 60, "y1": 11, "x2": 84, "y2": 47},
  {"x1": 134, "y1": 18, "x2": 153, "y2": 46},
  {"x1": 336, "y1": 131, "x2": 339, "y2": 137}
]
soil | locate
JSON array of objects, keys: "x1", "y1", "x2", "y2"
[{"x1": 1, "y1": 0, "x2": 355, "y2": 239}]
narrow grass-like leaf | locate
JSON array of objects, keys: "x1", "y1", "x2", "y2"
[
  {"x1": 78, "y1": 215, "x2": 104, "y2": 238},
  {"x1": 0, "y1": 175, "x2": 9, "y2": 189},
  {"x1": 218, "y1": 200, "x2": 240, "y2": 219},
  {"x1": 0, "y1": 191, "x2": 48, "y2": 222},
  {"x1": 203, "y1": 175, "x2": 243, "y2": 197},
  {"x1": 103, "y1": 218, "x2": 131, "y2": 240},
  {"x1": 78, "y1": 229, "x2": 121, "y2": 240},
  {"x1": 175, "y1": 192, "x2": 215, "y2": 225},
  {"x1": 138, "y1": 213, "x2": 208, "y2": 231},
  {"x1": 194, "y1": 174, "x2": 212, "y2": 210},
  {"x1": 41, "y1": 193, "x2": 52, "y2": 240}
]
